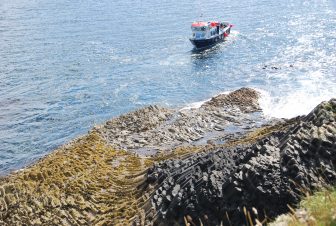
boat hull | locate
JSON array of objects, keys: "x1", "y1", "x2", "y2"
[{"x1": 190, "y1": 28, "x2": 230, "y2": 49}]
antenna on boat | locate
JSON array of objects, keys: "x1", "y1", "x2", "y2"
[{"x1": 196, "y1": 0, "x2": 203, "y2": 21}]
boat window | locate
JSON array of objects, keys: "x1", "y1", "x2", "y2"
[
  {"x1": 192, "y1": 26, "x2": 206, "y2": 31},
  {"x1": 195, "y1": 33, "x2": 205, "y2": 38}
]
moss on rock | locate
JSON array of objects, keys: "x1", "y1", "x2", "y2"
[{"x1": 0, "y1": 132, "x2": 150, "y2": 225}]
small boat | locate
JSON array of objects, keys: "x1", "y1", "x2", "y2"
[{"x1": 189, "y1": 21, "x2": 233, "y2": 49}]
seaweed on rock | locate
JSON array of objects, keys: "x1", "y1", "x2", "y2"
[
  {"x1": 0, "y1": 132, "x2": 206, "y2": 225},
  {"x1": 0, "y1": 133, "x2": 151, "y2": 225}
]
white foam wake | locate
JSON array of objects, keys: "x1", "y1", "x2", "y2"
[{"x1": 258, "y1": 87, "x2": 335, "y2": 119}]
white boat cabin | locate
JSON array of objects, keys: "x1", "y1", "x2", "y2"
[{"x1": 191, "y1": 21, "x2": 228, "y2": 40}]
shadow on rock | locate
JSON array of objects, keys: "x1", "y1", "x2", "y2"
[{"x1": 134, "y1": 99, "x2": 336, "y2": 226}]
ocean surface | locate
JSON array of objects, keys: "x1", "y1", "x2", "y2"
[{"x1": 1, "y1": 0, "x2": 335, "y2": 174}]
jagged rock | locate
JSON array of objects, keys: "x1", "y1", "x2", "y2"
[
  {"x1": 95, "y1": 88, "x2": 264, "y2": 154},
  {"x1": 136, "y1": 99, "x2": 336, "y2": 225},
  {"x1": 202, "y1": 87, "x2": 261, "y2": 113}
]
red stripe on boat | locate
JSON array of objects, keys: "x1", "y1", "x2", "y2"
[
  {"x1": 210, "y1": 21, "x2": 219, "y2": 27},
  {"x1": 191, "y1": 22, "x2": 208, "y2": 27}
]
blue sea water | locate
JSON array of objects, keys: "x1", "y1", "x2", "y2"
[{"x1": 0, "y1": 0, "x2": 335, "y2": 174}]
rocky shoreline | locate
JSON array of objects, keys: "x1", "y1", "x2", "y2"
[
  {"x1": 95, "y1": 88, "x2": 266, "y2": 154},
  {"x1": 0, "y1": 88, "x2": 335, "y2": 225}
]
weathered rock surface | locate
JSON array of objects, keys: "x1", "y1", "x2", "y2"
[
  {"x1": 136, "y1": 99, "x2": 336, "y2": 225},
  {"x1": 96, "y1": 88, "x2": 264, "y2": 154},
  {"x1": 202, "y1": 87, "x2": 260, "y2": 112}
]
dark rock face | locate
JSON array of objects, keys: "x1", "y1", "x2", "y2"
[{"x1": 137, "y1": 99, "x2": 336, "y2": 226}]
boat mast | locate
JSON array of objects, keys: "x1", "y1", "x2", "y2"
[{"x1": 197, "y1": 0, "x2": 203, "y2": 21}]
